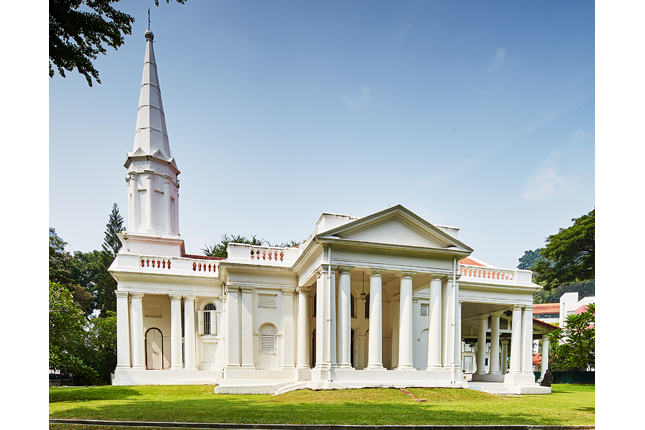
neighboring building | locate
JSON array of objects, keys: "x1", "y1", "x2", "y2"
[
  {"x1": 109, "y1": 30, "x2": 553, "y2": 395},
  {"x1": 533, "y1": 292, "x2": 595, "y2": 328}
]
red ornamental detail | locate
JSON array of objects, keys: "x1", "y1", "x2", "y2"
[
  {"x1": 280, "y1": 252, "x2": 284, "y2": 261},
  {"x1": 262, "y1": 252, "x2": 266, "y2": 260},
  {"x1": 162, "y1": 260, "x2": 166, "y2": 269},
  {"x1": 268, "y1": 252, "x2": 272, "y2": 261},
  {"x1": 167, "y1": 261, "x2": 171, "y2": 269},
  {"x1": 274, "y1": 251, "x2": 278, "y2": 260},
  {"x1": 141, "y1": 259, "x2": 145, "y2": 267},
  {"x1": 193, "y1": 262, "x2": 196, "y2": 271},
  {"x1": 199, "y1": 263, "x2": 203, "y2": 271},
  {"x1": 208, "y1": 264, "x2": 211, "y2": 272},
  {"x1": 157, "y1": 260, "x2": 161, "y2": 268},
  {"x1": 146, "y1": 259, "x2": 150, "y2": 267}
]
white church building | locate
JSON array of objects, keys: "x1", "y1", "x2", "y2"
[{"x1": 109, "y1": 30, "x2": 552, "y2": 395}]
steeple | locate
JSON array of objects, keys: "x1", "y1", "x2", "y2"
[
  {"x1": 124, "y1": 30, "x2": 180, "y2": 239},
  {"x1": 133, "y1": 29, "x2": 172, "y2": 159}
]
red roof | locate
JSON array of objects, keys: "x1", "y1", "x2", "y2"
[
  {"x1": 533, "y1": 303, "x2": 560, "y2": 314},
  {"x1": 459, "y1": 257, "x2": 486, "y2": 267}
]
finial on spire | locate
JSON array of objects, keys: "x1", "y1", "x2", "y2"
[{"x1": 145, "y1": 8, "x2": 154, "y2": 41}]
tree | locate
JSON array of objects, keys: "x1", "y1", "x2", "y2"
[
  {"x1": 50, "y1": 0, "x2": 186, "y2": 86},
  {"x1": 533, "y1": 279, "x2": 595, "y2": 304},
  {"x1": 533, "y1": 209, "x2": 595, "y2": 291},
  {"x1": 517, "y1": 248, "x2": 546, "y2": 270},
  {"x1": 202, "y1": 234, "x2": 266, "y2": 258},
  {"x1": 102, "y1": 203, "x2": 124, "y2": 257},
  {"x1": 202, "y1": 235, "x2": 303, "y2": 258},
  {"x1": 548, "y1": 303, "x2": 595, "y2": 371},
  {"x1": 49, "y1": 227, "x2": 74, "y2": 286},
  {"x1": 49, "y1": 282, "x2": 100, "y2": 384}
]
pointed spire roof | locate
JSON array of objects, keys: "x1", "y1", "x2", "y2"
[{"x1": 132, "y1": 30, "x2": 172, "y2": 160}]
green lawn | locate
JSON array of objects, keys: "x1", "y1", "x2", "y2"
[{"x1": 50, "y1": 384, "x2": 594, "y2": 427}]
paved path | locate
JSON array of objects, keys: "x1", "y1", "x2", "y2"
[{"x1": 50, "y1": 419, "x2": 595, "y2": 429}]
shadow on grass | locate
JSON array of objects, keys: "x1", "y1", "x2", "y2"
[
  {"x1": 49, "y1": 396, "x2": 587, "y2": 426},
  {"x1": 49, "y1": 386, "x2": 142, "y2": 403},
  {"x1": 576, "y1": 407, "x2": 595, "y2": 413}
]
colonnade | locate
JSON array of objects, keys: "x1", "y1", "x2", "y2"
[
  {"x1": 115, "y1": 291, "x2": 198, "y2": 370},
  {"x1": 295, "y1": 266, "x2": 462, "y2": 379},
  {"x1": 472, "y1": 305, "x2": 546, "y2": 381}
]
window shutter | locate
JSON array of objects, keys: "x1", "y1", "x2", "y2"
[
  {"x1": 197, "y1": 310, "x2": 204, "y2": 335},
  {"x1": 260, "y1": 334, "x2": 275, "y2": 352},
  {"x1": 420, "y1": 304, "x2": 429, "y2": 316},
  {"x1": 210, "y1": 311, "x2": 217, "y2": 335}
]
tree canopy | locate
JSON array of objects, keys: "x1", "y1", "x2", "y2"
[
  {"x1": 533, "y1": 209, "x2": 595, "y2": 291},
  {"x1": 548, "y1": 303, "x2": 595, "y2": 371},
  {"x1": 202, "y1": 235, "x2": 303, "y2": 258},
  {"x1": 49, "y1": 0, "x2": 186, "y2": 86}
]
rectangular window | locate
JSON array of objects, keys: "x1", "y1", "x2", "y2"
[
  {"x1": 420, "y1": 303, "x2": 429, "y2": 316},
  {"x1": 258, "y1": 294, "x2": 277, "y2": 308},
  {"x1": 204, "y1": 312, "x2": 211, "y2": 335},
  {"x1": 155, "y1": 191, "x2": 164, "y2": 229}
]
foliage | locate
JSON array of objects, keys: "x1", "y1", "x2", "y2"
[
  {"x1": 517, "y1": 248, "x2": 546, "y2": 270},
  {"x1": 50, "y1": 0, "x2": 186, "y2": 86},
  {"x1": 49, "y1": 228, "x2": 75, "y2": 286},
  {"x1": 548, "y1": 303, "x2": 595, "y2": 371},
  {"x1": 49, "y1": 384, "x2": 595, "y2": 426},
  {"x1": 533, "y1": 279, "x2": 595, "y2": 304},
  {"x1": 533, "y1": 209, "x2": 595, "y2": 291},
  {"x1": 49, "y1": 282, "x2": 100, "y2": 384},
  {"x1": 202, "y1": 234, "x2": 303, "y2": 258},
  {"x1": 102, "y1": 203, "x2": 124, "y2": 258}
]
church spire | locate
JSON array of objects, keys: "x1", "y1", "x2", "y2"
[
  {"x1": 132, "y1": 28, "x2": 172, "y2": 159},
  {"x1": 124, "y1": 30, "x2": 180, "y2": 238}
]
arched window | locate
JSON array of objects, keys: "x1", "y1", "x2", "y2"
[
  {"x1": 259, "y1": 323, "x2": 277, "y2": 353},
  {"x1": 198, "y1": 303, "x2": 217, "y2": 335}
]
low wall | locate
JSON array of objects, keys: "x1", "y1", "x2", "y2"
[{"x1": 534, "y1": 371, "x2": 595, "y2": 384}]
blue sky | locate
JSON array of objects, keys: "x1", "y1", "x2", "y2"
[{"x1": 48, "y1": 0, "x2": 595, "y2": 269}]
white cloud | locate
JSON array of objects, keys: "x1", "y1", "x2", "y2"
[
  {"x1": 342, "y1": 86, "x2": 371, "y2": 111},
  {"x1": 521, "y1": 150, "x2": 574, "y2": 202},
  {"x1": 489, "y1": 48, "x2": 508, "y2": 72},
  {"x1": 572, "y1": 129, "x2": 586, "y2": 140}
]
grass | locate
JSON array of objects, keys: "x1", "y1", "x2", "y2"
[{"x1": 50, "y1": 384, "x2": 594, "y2": 427}]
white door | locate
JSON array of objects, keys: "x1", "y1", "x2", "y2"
[{"x1": 146, "y1": 328, "x2": 164, "y2": 370}]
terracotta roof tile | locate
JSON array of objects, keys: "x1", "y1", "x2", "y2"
[
  {"x1": 533, "y1": 303, "x2": 560, "y2": 314},
  {"x1": 459, "y1": 257, "x2": 486, "y2": 267}
]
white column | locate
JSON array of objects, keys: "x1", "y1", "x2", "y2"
[
  {"x1": 397, "y1": 272, "x2": 415, "y2": 370},
  {"x1": 145, "y1": 171, "x2": 154, "y2": 231},
  {"x1": 338, "y1": 267, "x2": 353, "y2": 368},
  {"x1": 315, "y1": 268, "x2": 326, "y2": 368},
  {"x1": 296, "y1": 287, "x2": 310, "y2": 368},
  {"x1": 170, "y1": 295, "x2": 183, "y2": 369},
  {"x1": 540, "y1": 335, "x2": 550, "y2": 379},
  {"x1": 282, "y1": 288, "x2": 295, "y2": 369},
  {"x1": 183, "y1": 296, "x2": 196, "y2": 370},
  {"x1": 453, "y1": 293, "x2": 462, "y2": 381},
  {"x1": 226, "y1": 287, "x2": 240, "y2": 367},
  {"x1": 489, "y1": 312, "x2": 501, "y2": 375},
  {"x1": 163, "y1": 177, "x2": 172, "y2": 234},
  {"x1": 329, "y1": 266, "x2": 337, "y2": 368},
  {"x1": 522, "y1": 305, "x2": 534, "y2": 375},
  {"x1": 442, "y1": 278, "x2": 455, "y2": 370},
  {"x1": 427, "y1": 275, "x2": 443, "y2": 370},
  {"x1": 240, "y1": 287, "x2": 254, "y2": 368},
  {"x1": 367, "y1": 269, "x2": 384, "y2": 370},
  {"x1": 476, "y1": 314, "x2": 488, "y2": 375},
  {"x1": 501, "y1": 339, "x2": 509, "y2": 375},
  {"x1": 130, "y1": 293, "x2": 145, "y2": 369},
  {"x1": 508, "y1": 305, "x2": 523, "y2": 374},
  {"x1": 116, "y1": 291, "x2": 131, "y2": 368}
]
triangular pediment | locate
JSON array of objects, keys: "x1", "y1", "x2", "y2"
[{"x1": 318, "y1": 205, "x2": 473, "y2": 252}]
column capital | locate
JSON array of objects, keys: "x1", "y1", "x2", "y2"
[
  {"x1": 131, "y1": 292, "x2": 144, "y2": 299},
  {"x1": 115, "y1": 291, "x2": 129, "y2": 299},
  {"x1": 240, "y1": 286, "x2": 253, "y2": 293},
  {"x1": 478, "y1": 314, "x2": 489, "y2": 320},
  {"x1": 369, "y1": 268, "x2": 384, "y2": 276},
  {"x1": 169, "y1": 294, "x2": 182, "y2": 301},
  {"x1": 500, "y1": 339, "x2": 509, "y2": 345},
  {"x1": 512, "y1": 304, "x2": 523, "y2": 311},
  {"x1": 296, "y1": 285, "x2": 311, "y2": 294},
  {"x1": 337, "y1": 266, "x2": 354, "y2": 274},
  {"x1": 225, "y1": 285, "x2": 239, "y2": 295},
  {"x1": 396, "y1": 271, "x2": 417, "y2": 278},
  {"x1": 489, "y1": 311, "x2": 503, "y2": 317},
  {"x1": 542, "y1": 334, "x2": 550, "y2": 340},
  {"x1": 524, "y1": 304, "x2": 535, "y2": 310},
  {"x1": 316, "y1": 266, "x2": 325, "y2": 277},
  {"x1": 429, "y1": 273, "x2": 444, "y2": 281},
  {"x1": 183, "y1": 295, "x2": 196, "y2": 302},
  {"x1": 282, "y1": 288, "x2": 296, "y2": 295}
]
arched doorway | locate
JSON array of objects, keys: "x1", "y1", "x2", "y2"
[{"x1": 145, "y1": 328, "x2": 164, "y2": 370}]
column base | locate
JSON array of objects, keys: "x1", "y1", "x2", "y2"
[
  {"x1": 367, "y1": 365, "x2": 386, "y2": 370},
  {"x1": 396, "y1": 365, "x2": 416, "y2": 371}
]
